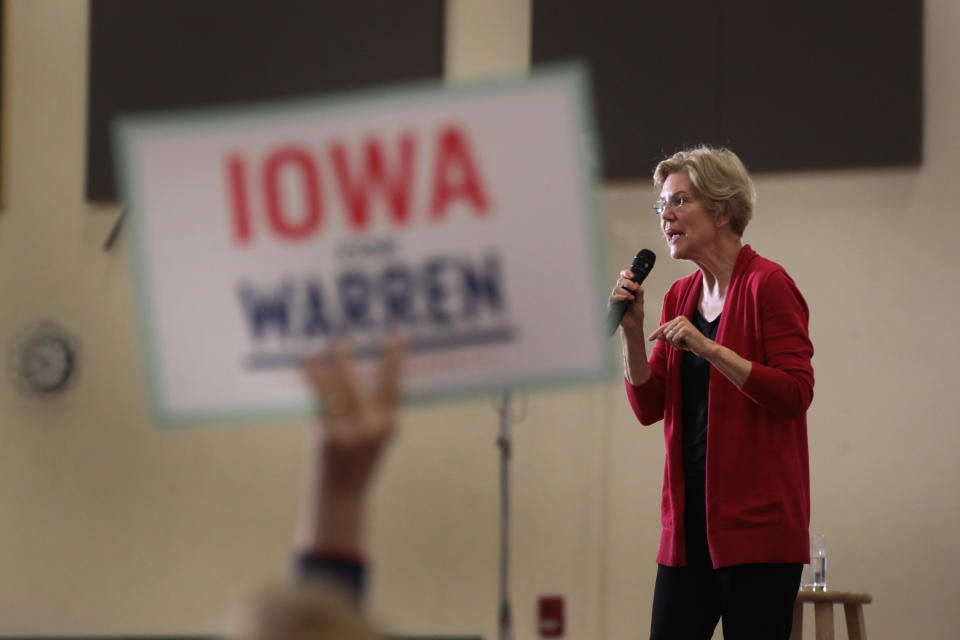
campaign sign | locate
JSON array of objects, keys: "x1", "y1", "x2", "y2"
[{"x1": 114, "y1": 66, "x2": 611, "y2": 422}]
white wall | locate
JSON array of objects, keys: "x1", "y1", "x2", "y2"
[{"x1": 0, "y1": 1, "x2": 957, "y2": 638}]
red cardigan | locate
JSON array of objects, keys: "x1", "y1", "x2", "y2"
[{"x1": 625, "y1": 245, "x2": 814, "y2": 568}]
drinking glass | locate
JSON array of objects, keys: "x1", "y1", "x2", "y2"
[{"x1": 800, "y1": 532, "x2": 827, "y2": 591}]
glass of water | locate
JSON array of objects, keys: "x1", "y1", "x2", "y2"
[{"x1": 801, "y1": 533, "x2": 827, "y2": 590}]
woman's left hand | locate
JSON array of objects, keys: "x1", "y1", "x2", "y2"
[{"x1": 648, "y1": 316, "x2": 715, "y2": 358}]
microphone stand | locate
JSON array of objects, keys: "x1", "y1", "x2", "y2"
[{"x1": 496, "y1": 390, "x2": 514, "y2": 640}]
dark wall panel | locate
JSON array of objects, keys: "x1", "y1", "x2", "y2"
[
  {"x1": 719, "y1": 1, "x2": 923, "y2": 171},
  {"x1": 87, "y1": 0, "x2": 445, "y2": 201},
  {"x1": 532, "y1": 0, "x2": 923, "y2": 180},
  {"x1": 532, "y1": 0, "x2": 723, "y2": 179}
]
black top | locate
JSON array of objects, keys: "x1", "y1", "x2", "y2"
[{"x1": 680, "y1": 309, "x2": 720, "y2": 479}]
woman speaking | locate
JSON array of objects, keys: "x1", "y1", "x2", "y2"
[{"x1": 612, "y1": 147, "x2": 814, "y2": 639}]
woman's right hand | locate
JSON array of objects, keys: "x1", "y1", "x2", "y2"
[{"x1": 610, "y1": 269, "x2": 645, "y2": 335}]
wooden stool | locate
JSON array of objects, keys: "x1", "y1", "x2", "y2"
[{"x1": 790, "y1": 589, "x2": 872, "y2": 640}]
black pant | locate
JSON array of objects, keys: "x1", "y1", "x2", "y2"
[
  {"x1": 650, "y1": 474, "x2": 802, "y2": 640},
  {"x1": 650, "y1": 562, "x2": 802, "y2": 640}
]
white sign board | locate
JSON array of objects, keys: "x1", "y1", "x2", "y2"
[{"x1": 115, "y1": 66, "x2": 611, "y2": 422}]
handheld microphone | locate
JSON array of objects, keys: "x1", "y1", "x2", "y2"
[{"x1": 608, "y1": 249, "x2": 656, "y2": 336}]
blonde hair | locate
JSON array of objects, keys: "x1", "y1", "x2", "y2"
[
  {"x1": 228, "y1": 583, "x2": 381, "y2": 640},
  {"x1": 653, "y1": 146, "x2": 756, "y2": 237}
]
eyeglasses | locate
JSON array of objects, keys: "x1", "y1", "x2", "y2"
[{"x1": 653, "y1": 192, "x2": 699, "y2": 216}]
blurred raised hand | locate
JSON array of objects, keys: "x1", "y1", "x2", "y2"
[{"x1": 298, "y1": 337, "x2": 404, "y2": 556}]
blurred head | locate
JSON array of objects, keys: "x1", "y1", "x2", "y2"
[
  {"x1": 229, "y1": 584, "x2": 381, "y2": 640},
  {"x1": 653, "y1": 146, "x2": 755, "y2": 238}
]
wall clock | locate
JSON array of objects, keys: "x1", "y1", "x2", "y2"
[{"x1": 6, "y1": 320, "x2": 80, "y2": 394}]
